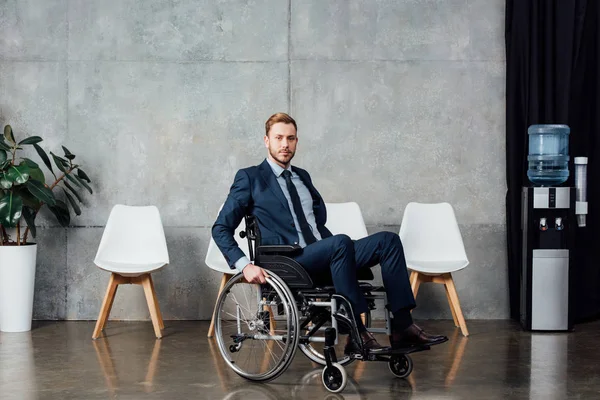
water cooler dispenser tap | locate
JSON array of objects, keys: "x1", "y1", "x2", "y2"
[
  {"x1": 555, "y1": 217, "x2": 564, "y2": 231},
  {"x1": 539, "y1": 218, "x2": 548, "y2": 231}
]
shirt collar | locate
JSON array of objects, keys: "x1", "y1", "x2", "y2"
[{"x1": 266, "y1": 158, "x2": 292, "y2": 178}]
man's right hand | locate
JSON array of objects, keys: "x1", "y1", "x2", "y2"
[{"x1": 242, "y1": 263, "x2": 268, "y2": 284}]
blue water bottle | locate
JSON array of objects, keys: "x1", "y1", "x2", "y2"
[{"x1": 527, "y1": 124, "x2": 570, "y2": 186}]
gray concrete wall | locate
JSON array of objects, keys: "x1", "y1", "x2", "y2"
[{"x1": 0, "y1": 0, "x2": 507, "y2": 321}]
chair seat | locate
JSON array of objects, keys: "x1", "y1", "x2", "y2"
[
  {"x1": 95, "y1": 260, "x2": 168, "y2": 277},
  {"x1": 406, "y1": 260, "x2": 469, "y2": 275}
]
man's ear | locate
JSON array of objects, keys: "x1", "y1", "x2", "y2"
[{"x1": 263, "y1": 135, "x2": 269, "y2": 148}]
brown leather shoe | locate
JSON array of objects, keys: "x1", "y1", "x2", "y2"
[
  {"x1": 344, "y1": 331, "x2": 389, "y2": 355},
  {"x1": 389, "y1": 324, "x2": 448, "y2": 349}
]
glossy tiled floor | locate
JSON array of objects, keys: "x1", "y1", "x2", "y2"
[{"x1": 1, "y1": 320, "x2": 599, "y2": 399}]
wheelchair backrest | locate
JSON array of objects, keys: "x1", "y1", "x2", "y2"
[{"x1": 241, "y1": 215, "x2": 315, "y2": 289}]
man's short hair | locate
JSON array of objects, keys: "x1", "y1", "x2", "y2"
[{"x1": 265, "y1": 113, "x2": 297, "y2": 136}]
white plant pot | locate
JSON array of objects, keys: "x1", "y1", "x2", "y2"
[{"x1": 0, "y1": 244, "x2": 37, "y2": 332}]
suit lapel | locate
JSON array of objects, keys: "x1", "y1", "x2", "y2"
[{"x1": 258, "y1": 159, "x2": 292, "y2": 214}]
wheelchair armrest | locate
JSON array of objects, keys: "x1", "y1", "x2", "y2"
[{"x1": 257, "y1": 244, "x2": 302, "y2": 255}]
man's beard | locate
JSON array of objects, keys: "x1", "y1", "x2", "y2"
[{"x1": 269, "y1": 147, "x2": 294, "y2": 165}]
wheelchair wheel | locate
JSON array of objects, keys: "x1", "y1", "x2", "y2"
[
  {"x1": 322, "y1": 362, "x2": 347, "y2": 393},
  {"x1": 388, "y1": 354, "x2": 413, "y2": 378},
  {"x1": 299, "y1": 310, "x2": 371, "y2": 366},
  {"x1": 214, "y1": 272, "x2": 299, "y2": 382}
]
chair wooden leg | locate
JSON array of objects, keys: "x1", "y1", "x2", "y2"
[
  {"x1": 444, "y1": 273, "x2": 469, "y2": 336},
  {"x1": 148, "y1": 275, "x2": 165, "y2": 330},
  {"x1": 208, "y1": 273, "x2": 233, "y2": 338},
  {"x1": 444, "y1": 278, "x2": 460, "y2": 327},
  {"x1": 410, "y1": 271, "x2": 423, "y2": 298},
  {"x1": 141, "y1": 274, "x2": 163, "y2": 339},
  {"x1": 93, "y1": 273, "x2": 120, "y2": 339},
  {"x1": 263, "y1": 297, "x2": 277, "y2": 335}
]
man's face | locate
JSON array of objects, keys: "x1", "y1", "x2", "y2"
[{"x1": 264, "y1": 122, "x2": 298, "y2": 168}]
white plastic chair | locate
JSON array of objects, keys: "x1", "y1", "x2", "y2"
[
  {"x1": 92, "y1": 205, "x2": 170, "y2": 339},
  {"x1": 324, "y1": 202, "x2": 369, "y2": 240},
  {"x1": 399, "y1": 202, "x2": 470, "y2": 336},
  {"x1": 205, "y1": 215, "x2": 251, "y2": 338}
]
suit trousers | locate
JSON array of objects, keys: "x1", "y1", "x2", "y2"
[{"x1": 292, "y1": 232, "x2": 416, "y2": 315}]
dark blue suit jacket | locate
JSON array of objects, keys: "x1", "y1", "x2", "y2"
[{"x1": 212, "y1": 159, "x2": 333, "y2": 269}]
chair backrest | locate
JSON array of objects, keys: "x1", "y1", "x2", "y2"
[
  {"x1": 205, "y1": 214, "x2": 251, "y2": 274},
  {"x1": 94, "y1": 205, "x2": 169, "y2": 266},
  {"x1": 325, "y1": 202, "x2": 373, "y2": 281},
  {"x1": 325, "y1": 202, "x2": 369, "y2": 240},
  {"x1": 399, "y1": 202, "x2": 468, "y2": 263}
]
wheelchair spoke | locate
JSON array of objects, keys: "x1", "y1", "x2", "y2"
[
  {"x1": 214, "y1": 273, "x2": 299, "y2": 382},
  {"x1": 228, "y1": 291, "x2": 253, "y2": 322},
  {"x1": 240, "y1": 283, "x2": 253, "y2": 319}
]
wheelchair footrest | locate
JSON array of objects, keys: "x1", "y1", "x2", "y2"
[{"x1": 306, "y1": 283, "x2": 386, "y2": 294}]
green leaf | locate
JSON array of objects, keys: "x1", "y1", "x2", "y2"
[
  {"x1": 77, "y1": 168, "x2": 91, "y2": 183},
  {"x1": 27, "y1": 166, "x2": 45, "y2": 184},
  {"x1": 51, "y1": 152, "x2": 66, "y2": 173},
  {"x1": 62, "y1": 146, "x2": 75, "y2": 160},
  {"x1": 22, "y1": 206, "x2": 36, "y2": 239},
  {"x1": 20, "y1": 160, "x2": 44, "y2": 184},
  {"x1": 3, "y1": 125, "x2": 15, "y2": 144},
  {"x1": 74, "y1": 173, "x2": 93, "y2": 194},
  {"x1": 6, "y1": 165, "x2": 30, "y2": 185},
  {"x1": 16, "y1": 185, "x2": 41, "y2": 210},
  {"x1": 0, "y1": 175, "x2": 12, "y2": 189},
  {"x1": 63, "y1": 180, "x2": 83, "y2": 203},
  {"x1": 62, "y1": 188, "x2": 81, "y2": 216},
  {"x1": 26, "y1": 180, "x2": 56, "y2": 206},
  {"x1": 65, "y1": 172, "x2": 81, "y2": 187},
  {"x1": 0, "y1": 150, "x2": 6, "y2": 165},
  {"x1": 0, "y1": 192, "x2": 23, "y2": 227},
  {"x1": 0, "y1": 139, "x2": 10, "y2": 151},
  {"x1": 18, "y1": 136, "x2": 43, "y2": 145},
  {"x1": 33, "y1": 143, "x2": 53, "y2": 174},
  {"x1": 48, "y1": 199, "x2": 70, "y2": 227},
  {"x1": 51, "y1": 152, "x2": 68, "y2": 163},
  {"x1": 21, "y1": 158, "x2": 39, "y2": 168}
]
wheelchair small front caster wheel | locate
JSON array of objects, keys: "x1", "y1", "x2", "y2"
[
  {"x1": 322, "y1": 362, "x2": 347, "y2": 393},
  {"x1": 389, "y1": 354, "x2": 413, "y2": 378}
]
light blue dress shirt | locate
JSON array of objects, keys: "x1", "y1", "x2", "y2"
[{"x1": 233, "y1": 158, "x2": 322, "y2": 272}]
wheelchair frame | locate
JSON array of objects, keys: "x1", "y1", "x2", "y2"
[{"x1": 212, "y1": 215, "x2": 429, "y2": 393}]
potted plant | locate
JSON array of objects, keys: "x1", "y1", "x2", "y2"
[{"x1": 0, "y1": 124, "x2": 92, "y2": 332}]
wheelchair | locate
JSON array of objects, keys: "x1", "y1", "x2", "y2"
[{"x1": 212, "y1": 216, "x2": 430, "y2": 393}]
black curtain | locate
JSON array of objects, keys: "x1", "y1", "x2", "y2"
[{"x1": 506, "y1": 0, "x2": 600, "y2": 322}]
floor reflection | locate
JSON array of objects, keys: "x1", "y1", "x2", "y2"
[
  {"x1": 0, "y1": 332, "x2": 36, "y2": 400},
  {"x1": 529, "y1": 333, "x2": 568, "y2": 400},
  {"x1": 217, "y1": 368, "x2": 366, "y2": 400},
  {"x1": 92, "y1": 335, "x2": 162, "y2": 394},
  {"x1": 6, "y1": 320, "x2": 595, "y2": 399},
  {"x1": 444, "y1": 328, "x2": 468, "y2": 387},
  {"x1": 208, "y1": 326, "x2": 469, "y2": 400}
]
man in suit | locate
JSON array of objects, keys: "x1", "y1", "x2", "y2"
[{"x1": 213, "y1": 112, "x2": 448, "y2": 353}]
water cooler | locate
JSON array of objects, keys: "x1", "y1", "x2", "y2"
[{"x1": 520, "y1": 125, "x2": 588, "y2": 331}]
